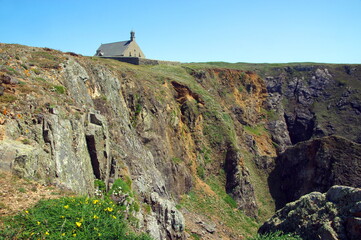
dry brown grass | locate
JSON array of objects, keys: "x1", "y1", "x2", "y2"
[{"x1": 0, "y1": 170, "x2": 74, "y2": 219}]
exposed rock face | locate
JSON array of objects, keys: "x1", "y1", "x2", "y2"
[
  {"x1": 0, "y1": 140, "x2": 49, "y2": 179},
  {"x1": 144, "y1": 192, "x2": 185, "y2": 240},
  {"x1": 270, "y1": 135, "x2": 361, "y2": 208},
  {"x1": 259, "y1": 185, "x2": 361, "y2": 240},
  {"x1": 225, "y1": 147, "x2": 257, "y2": 217},
  {"x1": 263, "y1": 66, "x2": 361, "y2": 147}
]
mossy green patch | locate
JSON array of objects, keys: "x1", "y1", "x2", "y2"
[{"x1": 244, "y1": 125, "x2": 267, "y2": 136}]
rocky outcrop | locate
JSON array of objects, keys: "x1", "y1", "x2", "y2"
[
  {"x1": 269, "y1": 135, "x2": 361, "y2": 208},
  {"x1": 0, "y1": 140, "x2": 49, "y2": 179},
  {"x1": 259, "y1": 185, "x2": 361, "y2": 240},
  {"x1": 144, "y1": 192, "x2": 185, "y2": 240},
  {"x1": 224, "y1": 147, "x2": 257, "y2": 217}
]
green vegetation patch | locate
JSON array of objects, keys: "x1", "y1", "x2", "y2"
[
  {"x1": 203, "y1": 111, "x2": 237, "y2": 148},
  {"x1": 0, "y1": 94, "x2": 17, "y2": 103},
  {"x1": 0, "y1": 196, "x2": 152, "y2": 240},
  {"x1": 5, "y1": 67, "x2": 20, "y2": 76},
  {"x1": 247, "y1": 231, "x2": 302, "y2": 240},
  {"x1": 243, "y1": 125, "x2": 267, "y2": 136},
  {"x1": 240, "y1": 149, "x2": 275, "y2": 223},
  {"x1": 196, "y1": 165, "x2": 205, "y2": 180},
  {"x1": 30, "y1": 51, "x2": 61, "y2": 69},
  {"x1": 52, "y1": 85, "x2": 66, "y2": 94},
  {"x1": 171, "y1": 157, "x2": 183, "y2": 164},
  {"x1": 21, "y1": 139, "x2": 31, "y2": 145},
  {"x1": 181, "y1": 175, "x2": 259, "y2": 237}
]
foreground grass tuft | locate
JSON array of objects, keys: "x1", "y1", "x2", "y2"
[{"x1": 0, "y1": 196, "x2": 152, "y2": 240}]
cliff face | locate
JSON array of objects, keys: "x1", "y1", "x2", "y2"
[
  {"x1": 269, "y1": 136, "x2": 361, "y2": 209},
  {"x1": 1, "y1": 44, "x2": 360, "y2": 239}
]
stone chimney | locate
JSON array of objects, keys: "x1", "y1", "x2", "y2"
[{"x1": 130, "y1": 31, "x2": 135, "y2": 41}]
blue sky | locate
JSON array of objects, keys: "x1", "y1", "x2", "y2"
[{"x1": 1, "y1": 0, "x2": 361, "y2": 63}]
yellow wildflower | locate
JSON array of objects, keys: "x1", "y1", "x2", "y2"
[
  {"x1": 25, "y1": 210, "x2": 29, "y2": 214},
  {"x1": 93, "y1": 199, "x2": 99, "y2": 204},
  {"x1": 61, "y1": 216, "x2": 65, "y2": 218},
  {"x1": 73, "y1": 233, "x2": 77, "y2": 237},
  {"x1": 62, "y1": 233, "x2": 66, "y2": 236},
  {"x1": 75, "y1": 222, "x2": 82, "y2": 227},
  {"x1": 64, "y1": 205, "x2": 69, "y2": 209},
  {"x1": 105, "y1": 207, "x2": 113, "y2": 212},
  {"x1": 112, "y1": 215, "x2": 117, "y2": 219},
  {"x1": 37, "y1": 221, "x2": 41, "y2": 225},
  {"x1": 45, "y1": 231, "x2": 50, "y2": 235},
  {"x1": 93, "y1": 215, "x2": 99, "y2": 219}
]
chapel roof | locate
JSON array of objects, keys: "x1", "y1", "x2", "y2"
[{"x1": 96, "y1": 40, "x2": 131, "y2": 57}]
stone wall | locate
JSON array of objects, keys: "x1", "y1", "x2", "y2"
[{"x1": 101, "y1": 57, "x2": 180, "y2": 66}]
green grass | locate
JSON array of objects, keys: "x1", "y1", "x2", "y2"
[
  {"x1": 190, "y1": 233, "x2": 201, "y2": 240},
  {"x1": 0, "y1": 94, "x2": 17, "y2": 103},
  {"x1": 34, "y1": 77, "x2": 46, "y2": 82},
  {"x1": 17, "y1": 187, "x2": 27, "y2": 193},
  {"x1": 0, "y1": 196, "x2": 153, "y2": 240},
  {"x1": 52, "y1": 85, "x2": 66, "y2": 94},
  {"x1": 196, "y1": 165, "x2": 205, "y2": 180},
  {"x1": 240, "y1": 149, "x2": 275, "y2": 223},
  {"x1": 181, "y1": 175, "x2": 259, "y2": 237},
  {"x1": 262, "y1": 109, "x2": 278, "y2": 121},
  {"x1": 31, "y1": 68, "x2": 42, "y2": 75},
  {"x1": 5, "y1": 67, "x2": 19, "y2": 76},
  {"x1": 21, "y1": 139, "x2": 31, "y2": 145},
  {"x1": 30, "y1": 51, "x2": 61, "y2": 69},
  {"x1": 171, "y1": 157, "x2": 183, "y2": 164},
  {"x1": 244, "y1": 125, "x2": 266, "y2": 136},
  {"x1": 247, "y1": 231, "x2": 302, "y2": 240}
]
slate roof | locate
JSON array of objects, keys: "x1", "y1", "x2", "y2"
[{"x1": 96, "y1": 40, "x2": 131, "y2": 56}]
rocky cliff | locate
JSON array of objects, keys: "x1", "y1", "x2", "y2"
[
  {"x1": 0, "y1": 43, "x2": 360, "y2": 239},
  {"x1": 259, "y1": 185, "x2": 361, "y2": 240},
  {"x1": 270, "y1": 136, "x2": 361, "y2": 208}
]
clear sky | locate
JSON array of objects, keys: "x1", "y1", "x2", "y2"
[{"x1": 1, "y1": 0, "x2": 361, "y2": 63}]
